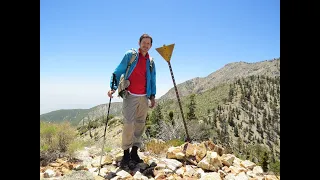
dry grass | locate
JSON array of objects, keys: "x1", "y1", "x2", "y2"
[
  {"x1": 40, "y1": 121, "x2": 87, "y2": 165},
  {"x1": 145, "y1": 138, "x2": 185, "y2": 155}
]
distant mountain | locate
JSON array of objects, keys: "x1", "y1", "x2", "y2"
[
  {"x1": 40, "y1": 58, "x2": 280, "y2": 127},
  {"x1": 159, "y1": 58, "x2": 279, "y2": 100},
  {"x1": 76, "y1": 102, "x2": 123, "y2": 127},
  {"x1": 40, "y1": 109, "x2": 91, "y2": 126},
  {"x1": 40, "y1": 102, "x2": 123, "y2": 126}
]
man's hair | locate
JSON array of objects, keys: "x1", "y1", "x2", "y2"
[{"x1": 139, "y1": 33, "x2": 153, "y2": 44}]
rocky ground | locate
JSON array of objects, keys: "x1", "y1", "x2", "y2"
[{"x1": 40, "y1": 140, "x2": 280, "y2": 180}]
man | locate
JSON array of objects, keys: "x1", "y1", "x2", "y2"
[{"x1": 107, "y1": 33, "x2": 156, "y2": 168}]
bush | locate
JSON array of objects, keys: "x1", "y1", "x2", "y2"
[
  {"x1": 40, "y1": 121, "x2": 85, "y2": 160},
  {"x1": 104, "y1": 147, "x2": 112, "y2": 153},
  {"x1": 78, "y1": 126, "x2": 88, "y2": 136},
  {"x1": 269, "y1": 159, "x2": 280, "y2": 175},
  {"x1": 67, "y1": 140, "x2": 87, "y2": 159},
  {"x1": 166, "y1": 139, "x2": 185, "y2": 147},
  {"x1": 56, "y1": 122, "x2": 78, "y2": 152},
  {"x1": 145, "y1": 138, "x2": 185, "y2": 155},
  {"x1": 40, "y1": 121, "x2": 58, "y2": 152},
  {"x1": 101, "y1": 114, "x2": 115, "y2": 124},
  {"x1": 107, "y1": 118, "x2": 119, "y2": 127},
  {"x1": 145, "y1": 139, "x2": 168, "y2": 155}
]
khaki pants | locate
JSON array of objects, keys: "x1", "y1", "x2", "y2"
[{"x1": 121, "y1": 93, "x2": 148, "y2": 150}]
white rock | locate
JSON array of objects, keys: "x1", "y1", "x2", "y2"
[{"x1": 44, "y1": 169, "x2": 55, "y2": 178}]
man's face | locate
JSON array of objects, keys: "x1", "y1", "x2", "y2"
[{"x1": 139, "y1": 38, "x2": 152, "y2": 53}]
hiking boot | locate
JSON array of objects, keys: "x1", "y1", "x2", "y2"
[
  {"x1": 130, "y1": 146, "x2": 143, "y2": 163},
  {"x1": 128, "y1": 159, "x2": 137, "y2": 170},
  {"x1": 120, "y1": 158, "x2": 129, "y2": 168},
  {"x1": 120, "y1": 149, "x2": 130, "y2": 168}
]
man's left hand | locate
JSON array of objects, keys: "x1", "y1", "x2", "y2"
[{"x1": 149, "y1": 97, "x2": 155, "y2": 108}]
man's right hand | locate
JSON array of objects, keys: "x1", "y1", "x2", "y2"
[{"x1": 108, "y1": 90, "x2": 115, "y2": 98}]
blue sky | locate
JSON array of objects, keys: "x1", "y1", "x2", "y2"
[{"x1": 40, "y1": 0, "x2": 280, "y2": 114}]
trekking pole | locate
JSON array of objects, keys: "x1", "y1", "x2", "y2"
[
  {"x1": 155, "y1": 44, "x2": 191, "y2": 142},
  {"x1": 98, "y1": 73, "x2": 116, "y2": 176}
]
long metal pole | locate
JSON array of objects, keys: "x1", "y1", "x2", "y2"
[{"x1": 167, "y1": 61, "x2": 191, "y2": 142}]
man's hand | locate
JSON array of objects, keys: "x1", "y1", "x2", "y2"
[
  {"x1": 108, "y1": 90, "x2": 115, "y2": 98},
  {"x1": 149, "y1": 97, "x2": 156, "y2": 108}
]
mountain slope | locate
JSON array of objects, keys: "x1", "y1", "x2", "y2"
[
  {"x1": 77, "y1": 102, "x2": 123, "y2": 127},
  {"x1": 149, "y1": 74, "x2": 280, "y2": 167},
  {"x1": 159, "y1": 58, "x2": 279, "y2": 100},
  {"x1": 40, "y1": 102, "x2": 123, "y2": 126},
  {"x1": 40, "y1": 58, "x2": 280, "y2": 128},
  {"x1": 40, "y1": 109, "x2": 91, "y2": 126}
]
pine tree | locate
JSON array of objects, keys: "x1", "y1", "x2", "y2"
[
  {"x1": 154, "y1": 104, "x2": 163, "y2": 125},
  {"x1": 262, "y1": 151, "x2": 269, "y2": 172},
  {"x1": 187, "y1": 94, "x2": 197, "y2": 121},
  {"x1": 234, "y1": 125, "x2": 239, "y2": 137},
  {"x1": 169, "y1": 111, "x2": 174, "y2": 126},
  {"x1": 146, "y1": 105, "x2": 163, "y2": 138}
]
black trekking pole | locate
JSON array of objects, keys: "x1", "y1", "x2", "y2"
[{"x1": 98, "y1": 73, "x2": 116, "y2": 176}]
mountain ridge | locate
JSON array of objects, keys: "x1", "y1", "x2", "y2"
[
  {"x1": 40, "y1": 58, "x2": 280, "y2": 127},
  {"x1": 159, "y1": 58, "x2": 279, "y2": 100}
]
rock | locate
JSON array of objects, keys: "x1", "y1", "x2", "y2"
[
  {"x1": 115, "y1": 152, "x2": 123, "y2": 162},
  {"x1": 198, "y1": 151, "x2": 222, "y2": 171},
  {"x1": 221, "y1": 154, "x2": 235, "y2": 167},
  {"x1": 94, "y1": 175, "x2": 105, "y2": 180},
  {"x1": 74, "y1": 164, "x2": 86, "y2": 170},
  {"x1": 44, "y1": 169, "x2": 55, "y2": 178},
  {"x1": 103, "y1": 154, "x2": 114, "y2": 165},
  {"x1": 185, "y1": 143, "x2": 197, "y2": 157},
  {"x1": 167, "y1": 146, "x2": 184, "y2": 159},
  {"x1": 49, "y1": 162, "x2": 61, "y2": 167},
  {"x1": 184, "y1": 165, "x2": 196, "y2": 177},
  {"x1": 116, "y1": 170, "x2": 132, "y2": 179},
  {"x1": 264, "y1": 174, "x2": 279, "y2": 180},
  {"x1": 104, "y1": 172, "x2": 117, "y2": 179},
  {"x1": 40, "y1": 140, "x2": 280, "y2": 180},
  {"x1": 240, "y1": 160, "x2": 256, "y2": 170},
  {"x1": 161, "y1": 158, "x2": 183, "y2": 171},
  {"x1": 235, "y1": 171, "x2": 249, "y2": 180},
  {"x1": 175, "y1": 167, "x2": 185, "y2": 176},
  {"x1": 195, "y1": 142, "x2": 207, "y2": 163},
  {"x1": 194, "y1": 168, "x2": 205, "y2": 178},
  {"x1": 253, "y1": 166, "x2": 264, "y2": 175},
  {"x1": 133, "y1": 171, "x2": 149, "y2": 180},
  {"x1": 203, "y1": 140, "x2": 215, "y2": 151},
  {"x1": 213, "y1": 145, "x2": 224, "y2": 156},
  {"x1": 200, "y1": 172, "x2": 221, "y2": 180},
  {"x1": 61, "y1": 170, "x2": 95, "y2": 180}
]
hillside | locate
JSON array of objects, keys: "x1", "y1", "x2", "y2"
[
  {"x1": 147, "y1": 74, "x2": 280, "y2": 171},
  {"x1": 40, "y1": 58, "x2": 279, "y2": 127},
  {"x1": 77, "y1": 102, "x2": 123, "y2": 127},
  {"x1": 40, "y1": 109, "x2": 91, "y2": 126},
  {"x1": 40, "y1": 102, "x2": 123, "y2": 126},
  {"x1": 160, "y1": 58, "x2": 279, "y2": 100}
]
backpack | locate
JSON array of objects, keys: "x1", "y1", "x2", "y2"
[{"x1": 118, "y1": 49, "x2": 154, "y2": 98}]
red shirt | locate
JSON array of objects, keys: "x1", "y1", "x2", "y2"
[{"x1": 127, "y1": 49, "x2": 148, "y2": 94}]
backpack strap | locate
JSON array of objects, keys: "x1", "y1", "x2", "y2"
[
  {"x1": 149, "y1": 56, "x2": 154, "y2": 72},
  {"x1": 124, "y1": 49, "x2": 137, "y2": 79}
]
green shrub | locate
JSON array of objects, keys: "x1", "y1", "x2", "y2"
[
  {"x1": 40, "y1": 121, "x2": 83, "y2": 157},
  {"x1": 269, "y1": 159, "x2": 280, "y2": 175},
  {"x1": 166, "y1": 139, "x2": 185, "y2": 147}
]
